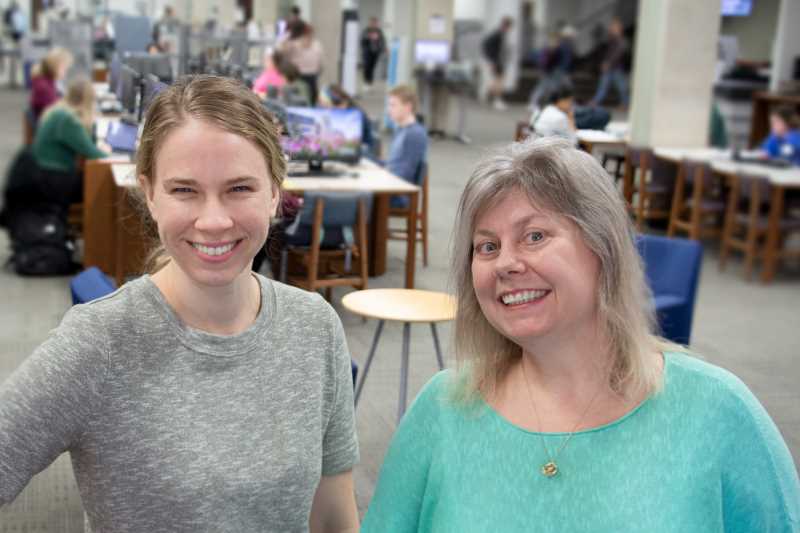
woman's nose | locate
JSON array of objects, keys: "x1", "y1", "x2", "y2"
[{"x1": 194, "y1": 199, "x2": 234, "y2": 232}]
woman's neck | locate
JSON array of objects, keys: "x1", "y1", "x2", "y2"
[{"x1": 152, "y1": 264, "x2": 261, "y2": 336}]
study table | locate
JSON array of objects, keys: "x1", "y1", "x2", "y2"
[
  {"x1": 81, "y1": 158, "x2": 421, "y2": 288},
  {"x1": 654, "y1": 147, "x2": 800, "y2": 282}
]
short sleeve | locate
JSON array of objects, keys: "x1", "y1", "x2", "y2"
[
  {"x1": 0, "y1": 305, "x2": 108, "y2": 504},
  {"x1": 320, "y1": 306, "x2": 359, "y2": 476},
  {"x1": 719, "y1": 378, "x2": 800, "y2": 532},
  {"x1": 361, "y1": 371, "x2": 448, "y2": 533}
]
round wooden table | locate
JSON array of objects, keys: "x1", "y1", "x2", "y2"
[{"x1": 342, "y1": 289, "x2": 456, "y2": 422}]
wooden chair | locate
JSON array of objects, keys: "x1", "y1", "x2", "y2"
[
  {"x1": 667, "y1": 159, "x2": 726, "y2": 240},
  {"x1": 388, "y1": 162, "x2": 429, "y2": 266},
  {"x1": 719, "y1": 173, "x2": 800, "y2": 279},
  {"x1": 622, "y1": 147, "x2": 675, "y2": 230},
  {"x1": 281, "y1": 192, "x2": 369, "y2": 301}
]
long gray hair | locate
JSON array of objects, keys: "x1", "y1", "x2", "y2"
[{"x1": 450, "y1": 137, "x2": 666, "y2": 402}]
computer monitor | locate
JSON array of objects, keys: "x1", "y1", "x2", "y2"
[
  {"x1": 139, "y1": 73, "x2": 168, "y2": 123},
  {"x1": 122, "y1": 52, "x2": 173, "y2": 83},
  {"x1": 721, "y1": 0, "x2": 752, "y2": 16},
  {"x1": 414, "y1": 40, "x2": 451, "y2": 65},
  {"x1": 116, "y1": 64, "x2": 140, "y2": 115},
  {"x1": 282, "y1": 107, "x2": 363, "y2": 166},
  {"x1": 108, "y1": 53, "x2": 122, "y2": 95}
]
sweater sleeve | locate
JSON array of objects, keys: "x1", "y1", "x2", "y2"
[
  {"x1": 719, "y1": 377, "x2": 800, "y2": 532},
  {"x1": 320, "y1": 302, "x2": 359, "y2": 476},
  {"x1": 0, "y1": 305, "x2": 108, "y2": 505},
  {"x1": 59, "y1": 113, "x2": 108, "y2": 160},
  {"x1": 361, "y1": 372, "x2": 447, "y2": 533},
  {"x1": 387, "y1": 125, "x2": 427, "y2": 184}
]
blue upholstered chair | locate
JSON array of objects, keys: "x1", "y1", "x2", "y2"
[
  {"x1": 636, "y1": 234, "x2": 703, "y2": 345},
  {"x1": 70, "y1": 266, "x2": 117, "y2": 305}
]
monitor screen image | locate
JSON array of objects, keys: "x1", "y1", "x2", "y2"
[
  {"x1": 414, "y1": 40, "x2": 451, "y2": 65},
  {"x1": 281, "y1": 107, "x2": 363, "y2": 163},
  {"x1": 122, "y1": 52, "x2": 173, "y2": 83},
  {"x1": 721, "y1": 0, "x2": 752, "y2": 16}
]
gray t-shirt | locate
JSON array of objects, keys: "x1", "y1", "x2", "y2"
[{"x1": 0, "y1": 274, "x2": 359, "y2": 532}]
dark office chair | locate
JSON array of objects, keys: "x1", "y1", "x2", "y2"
[{"x1": 636, "y1": 234, "x2": 703, "y2": 345}]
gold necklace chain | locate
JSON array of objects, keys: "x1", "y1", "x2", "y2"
[{"x1": 520, "y1": 358, "x2": 604, "y2": 478}]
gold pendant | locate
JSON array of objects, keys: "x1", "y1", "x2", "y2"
[{"x1": 541, "y1": 461, "x2": 558, "y2": 478}]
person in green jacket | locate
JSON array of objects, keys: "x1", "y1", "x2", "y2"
[
  {"x1": 362, "y1": 137, "x2": 799, "y2": 532},
  {"x1": 31, "y1": 77, "x2": 108, "y2": 209}
]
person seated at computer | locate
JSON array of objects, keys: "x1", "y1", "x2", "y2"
[
  {"x1": 31, "y1": 78, "x2": 108, "y2": 210},
  {"x1": 253, "y1": 48, "x2": 287, "y2": 99},
  {"x1": 29, "y1": 47, "x2": 73, "y2": 122},
  {"x1": 319, "y1": 84, "x2": 377, "y2": 158},
  {"x1": 530, "y1": 83, "x2": 577, "y2": 146},
  {"x1": 385, "y1": 85, "x2": 428, "y2": 209},
  {"x1": 760, "y1": 106, "x2": 800, "y2": 166}
]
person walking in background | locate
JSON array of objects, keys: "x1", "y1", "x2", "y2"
[
  {"x1": 590, "y1": 17, "x2": 629, "y2": 108},
  {"x1": 29, "y1": 47, "x2": 72, "y2": 122},
  {"x1": 481, "y1": 16, "x2": 513, "y2": 111},
  {"x1": 360, "y1": 17, "x2": 385, "y2": 92},
  {"x1": 528, "y1": 25, "x2": 575, "y2": 112},
  {"x1": 281, "y1": 22, "x2": 324, "y2": 106}
]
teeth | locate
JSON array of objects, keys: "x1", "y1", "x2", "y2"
[
  {"x1": 192, "y1": 242, "x2": 236, "y2": 256},
  {"x1": 501, "y1": 290, "x2": 547, "y2": 305}
]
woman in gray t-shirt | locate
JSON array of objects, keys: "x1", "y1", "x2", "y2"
[{"x1": 0, "y1": 75, "x2": 360, "y2": 532}]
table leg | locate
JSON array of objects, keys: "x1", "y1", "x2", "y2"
[
  {"x1": 430, "y1": 322, "x2": 445, "y2": 370},
  {"x1": 354, "y1": 319, "x2": 385, "y2": 406},
  {"x1": 369, "y1": 194, "x2": 389, "y2": 277},
  {"x1": 397, "y1": 322, "x2": 411, "y2": 422},
  {"x1": 405, "y1": 191, "x2": 419, "y2": 289},
  {"x1": 760, "y1": 185, "x2": 784, "y2": 283}
]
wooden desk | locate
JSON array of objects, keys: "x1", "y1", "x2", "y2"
[
  {"x1": 83, "y1": 160, "x2": 421, "y2": 288},
  {"x1": 576, "y1": 129, "x2": 628, "y2": 154},
  {"x1": 749, "y1": 92, "x2": 800, "y2": 148},
  {"x1": 654, "y1": 147, "x2": 800, "y2": 282}
]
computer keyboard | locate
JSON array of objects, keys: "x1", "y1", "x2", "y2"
[{"x1": 735, "y1": 156, "x2": 793, "y2": 169}]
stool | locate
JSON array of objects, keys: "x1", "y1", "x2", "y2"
[{"x1": 342, "y1": 288, "x2": 456, "y2": 422}]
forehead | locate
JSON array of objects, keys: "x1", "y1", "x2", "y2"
[{"x1": 154, "y1": 118, "x2": 270, "y2": 183}]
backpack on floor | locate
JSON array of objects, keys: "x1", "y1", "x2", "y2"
[{"x1": 6, "y1": 207, "x2": 76, "y2": 276}]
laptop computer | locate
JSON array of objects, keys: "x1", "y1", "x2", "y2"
[{"x1": 105, "y1": 121, "x2": 138, "y2": 154}]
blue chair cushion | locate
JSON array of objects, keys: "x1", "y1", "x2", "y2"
[
  {"x1": 653, "y1": 294, "x2": 686, "y2": 312},
  {"x1": 70, "y1": 267, "x2": 117, "y2": 305}
]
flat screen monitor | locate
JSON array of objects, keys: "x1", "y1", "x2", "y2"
[
  {"x1": 122, "y1": 52, "x2": 173, "y2": 83},
  {"x1": 414, "y1": 40, "x2": 450, "y2": 65},
  {"x1": 139, "y1": 73, "x2": 168, "y2": 123},
  {"x1": 117, "y1": 64, "x2": 140, "y2": 115},
  {"x1": 282, "y1": 107, "x2": 363, "y2": 164},
  {"x1": 721, "y1": 0, "x2": 752, "y2": 16},
  {"x1": 108, "y1": 53, "x2": 122, "y2": 95},
  {"x1": 105, "y1": 120, "x2": 138, "y2": 153}
]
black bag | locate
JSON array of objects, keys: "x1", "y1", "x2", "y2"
[{"x1": 7, "y1": 208, "x2": 76, "y2": 276}]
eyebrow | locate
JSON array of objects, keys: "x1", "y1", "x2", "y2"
[
  {"x1": 473, "y1": 214, "x2": 547, "y2": 239},
  {"x1": 162, "y1": 176, "x2": 261, "y2": 188}
]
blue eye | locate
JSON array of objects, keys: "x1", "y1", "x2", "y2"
[
  {"x1": 171, "y1": 187, "x2": 194, "y2": 194},
  {"x1": 231, "y1": 185, "x2": 253, "y2": 193},
  {"x1": 474, "y1": 241, "x2": 497, "y2": 254},
  {"x1": 525, "y1": 231, "x2": 544, "y2": 243}
]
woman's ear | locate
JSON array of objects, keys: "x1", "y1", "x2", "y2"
[{"x1": 138, "y1": 175, "x2": 158, "y2": 222}]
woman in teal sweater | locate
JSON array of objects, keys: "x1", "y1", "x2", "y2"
[
  {"x1": 362, "y1": 138, "x2": 799, "y2": 532},
  {"x1": 31, "y1": 77, "x2": 108, "y2": 208}
]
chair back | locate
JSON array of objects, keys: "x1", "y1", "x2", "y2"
[
  {"x1": 70, "y1": 266, "x2": 117, "y2": 305},
  {"x1": 737, "y1": 173, "x2": 770, "y2": 205},
  {"x1": 287, "y1": 191, "x2": 372, "y2": 249},
  {"x1": 636, "y1": 234, "x2": 703, "y2": 345},
  {"x1": 626, "y1": 146, "x2": 652, "y2": 170},
  {"x1": 681, "y1": 159, "x2": 713, "y2": 188}
]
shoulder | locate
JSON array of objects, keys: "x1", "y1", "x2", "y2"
[
  {"x1": 404, "y1": 369, "x2": 461, "y2": 423},
  {"x1": 662, "y1": 351, "x2": 770, "y2": 424},
  {"x1": 258, "y1": 275, "x2": 340, "y2": 340}
]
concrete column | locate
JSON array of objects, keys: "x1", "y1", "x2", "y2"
[
  {"x1": 629, "y1": 0, "x2": 721, "y2": 148},
  {"x1": 770, "y1": 0, "x2": 800, "y2": 92},
  {"x1": 308, "y1": 0, "x2": 344, "y2": 89}
]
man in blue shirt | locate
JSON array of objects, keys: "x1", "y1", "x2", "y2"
[
  {"x1": 386, "y1": 85, "x2": 428, "y2": 208},
  {"x1": 761, "y1": 106, "x2": 800, "y2": 166}
]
